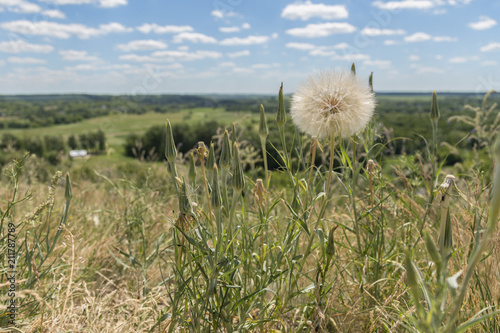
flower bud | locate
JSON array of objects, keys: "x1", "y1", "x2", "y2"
[
  {"x1": 211, "y1": 164, "x2": 222, "y2": 209},
  {"x1": 276, "y1": 82, "x2": 286, "y2": 127},
  {"x1": 369, "y1": 72, "x2": 374, "y2": 92},
  {"x1": 179, "y1": 178, "x2": 193, "y2": 216},
  {"x1": 207, "y1": 142, "x2": 215, "y2": 173},
  {"x1": 423, "y1": 230, "x2": 441, "y2": 265},
  {"x1": 326, "y1": 226, "x2": 336, "y2": 258},
  {"x1": 232, "y1": 142, "x2": 245, "y2": 192},
  {"x1": 188, "y1": 152, "x2": 196, "y2": 186},
  {"x1": 430, "y1": 91, "x2": 440, "y2": 121},
  {"x1": 165, "y1": 120, "x2": 177, "y2": 163},
  {"x1": 351, "y1": 62, "x2": 356, "y2": 75},
  {"x1": 259, "y1": 104, "x2": 269, "y2": 140},
  {"x1": 219, "y1": 130, "x2": 232, "y2": 171},
  {"x1": 64, "y1": 173, "x2": 72, "y2": 200}
]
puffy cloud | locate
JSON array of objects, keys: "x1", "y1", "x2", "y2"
[
  {"x1": 361, "y1": 27, "x2": 406, "y2": 36},
  {"x1": 285, "y1": 42, "x2": 316, "y2": 50},
  {"x1": 121, "y1": 50, "x2": 223, "y2": 62},
  {"x1": 409, "y1": 55, "x2": 420, "y2": 61},
  {"x1": 220, "y1": 35, "x2": 269, "y2": 45},
  {"x1": 0, "y1": 20, "x2": 132, "y2": 39},
  {"x1": 480, "y1": 42, "x2": 500, "y2": 52},
  {"x1": 372, "y1": 0, "x2": 435, "y2": 10},
  {"x1": 468, "y1": 16, "x2": 497, "y2": 30},
  {"x1": 173, "y1": 32, "x2": 217, "y2": 44},
  {"x1": 136, "y1": 23, "x2": 193, "y2": 34},
  {"x1": 226, "y1": 50, "x2": 250, "y2": 58},
  {"x1": 59, "y1": 50, "x2": 100, "y2": 61},
  {"x1": 220, "y1": 26, "x2": 240, "y2": 33},
  {"x1": 7, "y1": 56, "x2": 46, "y2": 64},
  {"x1": 405, "y1": 32, "x2": 431, "y2": 42},
  {"x1": 0, "y1": 0, "x2": 66, "y2": 18},
  {"x1": 38, "y1": 0, "x2": 127, "y2": 7},
  {"x1": 211, "y1": 9, "x2": 238, "y2": 19},
  {"x1": 0, "y1": 39, "x2": 53, "y2": 53},
  {"x1": 281, "y1": 1, "x2": 348, "y2": 20},
  {"x1": 116, "y1": 40, "x2": 167, "y2": 52},
  {"x1": 286, "y1": 22, "x2": 356, "y2": 38},
  {"x1": 449, "y1": 56, "x2": 467, "y2": 63},
  {"x1": 363, "y1": 59, "x2": 391, "y2": 68}
]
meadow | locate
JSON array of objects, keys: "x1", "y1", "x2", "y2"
[{"x1": 0, "y1": 83, "x2": 499, "y2": 332}]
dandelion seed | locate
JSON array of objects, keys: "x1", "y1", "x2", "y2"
[{"x1": 290, "y1": 69, "x2": 375, "y2": 139}]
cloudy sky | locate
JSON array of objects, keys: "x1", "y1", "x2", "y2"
[{"x1": 0, "y1": 0, "x2": 498, "y2": 94}]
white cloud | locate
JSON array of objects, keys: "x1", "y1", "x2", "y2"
[
  {"x1": 38, "y1": 0, "x2": 127, "y2": 7},
  {"x1": 333, "y1": 53, "x2": 370, "y2": 61},
  {"x1": 480, "y1": 42, "x2": 500, "y2": 52},
  {"x1": 220, "y1": 26, "x2": 240, "y2": 33},
  {"x1": 232, "y1": 67, "x2": 254, "y2": 74},
  {"x1": 226, "y1": 50, "x2": 250, "y2": 58},
  {"x1": 449, "y1": 56, "x2": 467, "y2": 63},
  {"x1": 405, "y1": 32, "x2": 431, "y2": 42},
  {"x1": 0, "y1": 20, "x2": 132, "y2": 39},
  {"x1": 59, "y1": 50, "x2": 100, "y2": 61},
  {"x1": 433, "y1": 36, "x2": 457, "y2": 42},
  {"x1": 136, "y1": 23, "x2": 193, "y2": 34},
  {"x1": 241, "y1": 23, "x2": 251, "y2": 29},
  {"x1": 409, "y1": 55, "x2": 420, "y2": 61},
  {"x1": 211, "y1": 9, "x2": 238, "y2": 19},
  {"x1": 0, "y1": 39, "x2": 53, "y2": 53},
  {"x1": 372, "y1": 0, "x2": 435, "y2": 10},
  {"x1": 384, "y1": 39, "x2": 400, "y2": 45},
  {"x1": 220, "y1": 35, "x2": 269, "y2": 45},
  {"x1": 116, "y1": 40, "x2": 167, "y2": 52},
  {"x1": 173, "y1": 32, "x2": 217, "y2": 44},
  {"x1": 150, "y1": 50, "x2": 222, "y2": 61},
  {"x1": 286, "y1": 22, "x2": 356, "y2": 38},
  {"x1": 0, "y1": 0, "x2": 66, "y2": 18},
  {"x1": 363, "y1": 59, "x2": 391, "y2": 68},
  {"x1": 361, "y1": 27, "x2": 406, "y2": 36},
  {"x1": 481, "y1": 60, "x2": 498, "y2": 66},
  {"x1": 417, "y1": 66, "x2": 445, "y2": 74},
  {"x1": 218, "y1": 61, "x2": 236, "y2": 67},
  {"x1": 468, "y1": 16, "x2": 497, "y2": 30},
  {"x1": 281, "y1": 1, "x2": 348, "y2": 20},
  {"x1": 7, "y1": 56, "x2": 46, "y2": 64},
  {"x1": 251, "y1": 63, "x2": 281, "y2": 69},
  {"x1": 285, "y1": 42, "x2": 316, "y2": 50}
]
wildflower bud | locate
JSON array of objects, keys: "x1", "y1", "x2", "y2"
[
  {"x1": 197, "y1": 141, "x2": 208, "y2": 162},
  {"x1": 165, "y1": 120, "x2": 177, "y2": 163},
  {"x1": 443, "y1": 210, "x2": 453, "y2": 250},
  {"x1": 430, "y1": 91, "x2": 440, "y2": 121},
  {"x1": 326, "y1": 226, "x2": 336, "y2": 258},
  {"x1": 351, "y1": 62, "x2": 356, "y2": 75},
  {"x1": 404, "y1": 252, "x2": 419, "y2": 290},
  {"x1": 232, "y1": 142, "x2": 245, "y2": 192},
  {"x1": 207, "y1": 142, "x2": 215, "y2": 173},
  {"x1": 219, "y1": 130, "x2": 232, "y2": 171},
  {"x1": 64, "y1": 173, "x2": 72, "y2": 200},
  {"x1": 276, "y1": 82, "x2": 286, "y2": 127},
  {"x1": 231, "y1": 123, "x2": 237, "y2": 148},
  {"x1": 188, "y1": 152, "x2": 196, "y2": 185},
  {"x1": 259, "y1": 104, "x2": 269, "y2": 140},
  {"x1": 369, "y1": 72, "x2": 374, "y2": 92},
  {"x1": 423, "y1": 231, "x2": 441, "y2": 265},
  {"x1": 211, "y1": 164, "x2": 222, "y2": 209},
  {"x1": 253, "y1": 179, "x2": 265, "y2": 206},
  {"x1": 367, "y1": 159, "x2": 376, "y2": 174},
  {"x1": 179, "y1": 179, "x2": 193, "y2": 216}
]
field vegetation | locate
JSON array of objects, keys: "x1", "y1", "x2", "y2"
[{"x1": 0, "y1": 85, "x2": 499, "y2": 332}]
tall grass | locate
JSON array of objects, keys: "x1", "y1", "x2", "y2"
[{"x1": 0, "y1": 86, "x2": 499, "y2": 332}]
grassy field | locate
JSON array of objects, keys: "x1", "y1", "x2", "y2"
[{"x1": 1, "y1": 92, "x2": 499, "y2": 332}]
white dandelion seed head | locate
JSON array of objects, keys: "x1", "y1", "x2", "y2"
[{"x1": 290, "y1": 69, "x2": 376, "y2": 139}]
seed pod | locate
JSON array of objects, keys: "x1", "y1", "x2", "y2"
[
  {"x1": 232, "y1": 142, "x2": 245, "y2": 192},
  {"x1": 219, "y1": 130, "x2": 232, "y2": 171},
  {"x1": 165, "y1": 120, "x2": 177, "y2": 163},
  {"x1": 404, "y1": 252, "x2": 418, "y2": 290},
  {"x1": 351, "y1": 62, "x2": 356, "y2": 75},
  {"x1": 179, "y1": 179, "x2": 193, "y2": 216},
  {"x1": 253, "y1": 179, "x2": 265, "y2": 206},
  {"x1": 188, "y1": 152, "x2": 196, "y2": 186},
  {"x1": 424, "y1": 230, "x2": 441, "y2": 265},
  {"x1": 326, "y1": 226, "x2": 336, "y2": 258},
  {"x1": 430, "y1": 91, "x2": 440, "y2": 121},
  {"x1": 443, "y1": 209, "x2": 453, "y2": 250},
  {"x1": 259, "y1": 104, "x2": 269, "y2": 140},
  {"x1": 211, "y1": 164, "x2": 222, "y2": 209},
  {"x1": 276, "y1": 82, "x2": 286, "y2": 127},
  {"x1": 207, "y1": 142, "x2": 215, "y2": 173},
  {"x1": 369, "y1": 72, "x2": 374, "y2": 92},
  {"x1": 64, "y1": 173, "x2": 72, "y2": 200}
]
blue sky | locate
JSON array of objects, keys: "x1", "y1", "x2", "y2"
[{"x1": 0, "y1": 0, "x2": 498, "y2": 94}]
